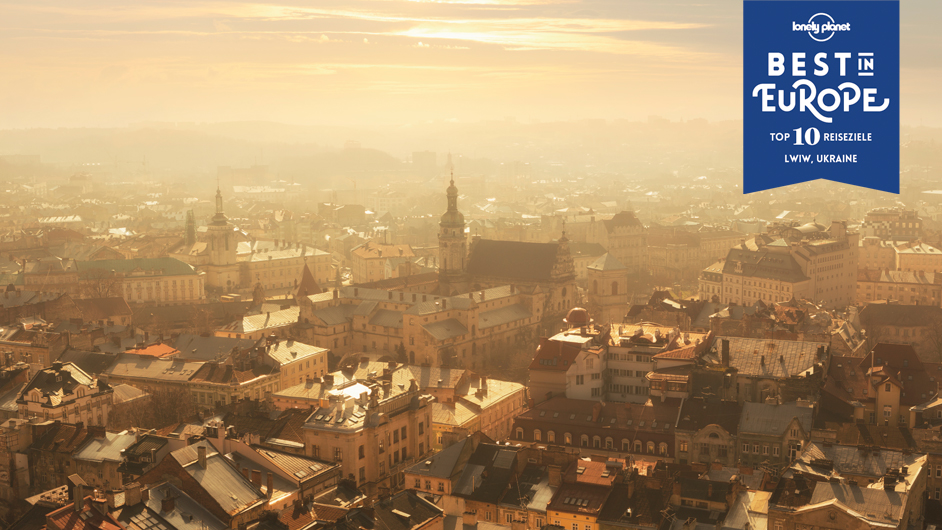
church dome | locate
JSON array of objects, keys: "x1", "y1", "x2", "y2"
[
  {"x1": 564, "y1": 307, "x2": 592, "y2": 327},
  {"x1": 440, "y1": 209, "x2": 465, "y2": 227}
]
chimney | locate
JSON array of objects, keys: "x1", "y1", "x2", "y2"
[
  {"x1": 707, "y1": 484, "x2": 713, "y2": 498},
  {"x1": 197, "y1": 445, "x2": 207, "y2": 468},
  {"x1": 161, "y1": 492, "x2": 175, "y2": 513},
  {"x1": 252, "y1": 469, "x2": 262, "y2": 488},
  {"x1": 242, "y1": 467, "x2": 250, "y2": 479},
  {"x1": 547, "y1": 465, "x2": 562, "y2": 486},
  {"x1": 74, "y1": 483, "x2": 85, "y2": 512},
  {"x1": 442, "y1": 299, "x2": 447, "y2": 310},
  {"x1": 124, "y1": 483, "x2": 142, "y2": 506},
  {"x1": 267, "y1": 472, "x2": 274, "y2": 499},
  {"x1": 591, "y1": 402, "x2": 602, "y2": 423},
  {"x1": 480, "y1": 291, "x2": 486, "y2": 301},
  {"x1": 721, "y1": 339, "x2": 730, "y2": 367}
]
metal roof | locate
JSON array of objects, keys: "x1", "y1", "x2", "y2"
[
  {"x1": 705, "y1": 336, "x2": 826, "y2": 378},
  {"x1": 369, "y1": 309, "x2": 404, "y2": 329},
  {"x1": 173, "y1": 442, "x2": 266, "y2": 515},
  {"x1": 478, "y1": 304, "x2": 532, "y2": 330},
  {"x1": 73, "y1": 432, "x2": 137, "y2": 463},
  {"x1": 423, "y1": 319, "x2": 469, "y2": 341},
  {"x1": 266, "y1": 340, "x2": 327, "y2": 365}
]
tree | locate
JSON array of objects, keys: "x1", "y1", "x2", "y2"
[
  {"x1": 108, "y1": 387, "x2": 197, "y2": 431},
  {"x1": 80, "y1": 267, "x2": 123, "y2": 299}
]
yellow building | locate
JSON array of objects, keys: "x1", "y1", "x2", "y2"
[
  {"x1": 296, "y1": 284, "x2": 543, "y2": 370},
  {"x1": 351, "y1": 242, "x2": 415, "y2": 284}
]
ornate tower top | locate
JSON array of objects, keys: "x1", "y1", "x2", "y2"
[
  {"x1": 211, "y1": 184, "x2": 229, "y2": 226},
  {"x1": 440, "y1": 169, "x2": 464, "y2": 229}
]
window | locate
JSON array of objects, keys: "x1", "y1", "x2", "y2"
[
  {"x1": 586, "y1": 358, "x2": 594, "y2": 370},
  {"x1": 516, "y1": 428, "x2": 523, "y2": 440},
  {"x1": 534, "y1": 429, "x2": 542, "y2": 442},
  {"x1": 743, "y1": 443, "x2": 749, "y2": 453},
  {"x1": 753, "y1": 444, "x2": 759, "y2": 453},
  {"x1": 605, "y1": 437, "x2": 613, "y2": 450},
  {"x1": 425, "y1": 480, "x2": 432, "y2": 490},
  {"x1": 762, "y1": 445, "x2": 769, "y2": 455},
  {"x1": 415, "y1": 478, "x2": 421, "y2": 488},
  {"x1": 401, "y1": 426, "x2": 407, "y2": 440},
  {"x1": 773, "y1": 446, "x2": 780, "y2": 457},
  {"x1": 438, "y1": 482, "x2": 445, "y2": 492},
  {"x1": 334, "y1": 448, "x2": 342, "y2": 461},
  {"x1": 593, "y1": 436, "x2": 601, "y2": 448},
  {"x1": 581, "y1": 435, "x2": 589, "y2": 447},
  {"x1": 647, "y1": 442, "x2": 655, "y2": 454},
  {"x1": 886, "y1": 383, "x2": 892, "y2": 392},
  {"x1": 576, "y1": 375, "x2": 584, "y2": 385},
  {"x1": 565, "y1": 433, "x2": 572, "y2": 445},
  {"x1": 659, "y1": 443, "x2": 668, "y2": 455},
  {"x1": 358, "y1": 445, "x2": 365, "y2": 459},
  {"x1": 547, "y1": 431, "x2": 555, "y2": 443},
  {"x1": 394, "y1": 430, "x2": 400, "y2": 443},
  {"x1": 680, "y1": 441, "x2": 688, "y2": 452}
]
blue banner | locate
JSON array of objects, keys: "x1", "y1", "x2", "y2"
[{"x1": 743, "y1": 1, "x2": 899, "y2": 193}]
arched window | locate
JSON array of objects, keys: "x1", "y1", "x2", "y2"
[
  {"x1": 562, "y1": 287, "x2": 567, "y2": 297},
  {"x1": 592, "y1": 280, "x2": 598, "y2": 294},
  {"x1": 605, "y1": 437, "x2": 613, "y2": 450},
  {"x1": 634, "y1": 440, "x2": 642, "y2": 453},
  {"x1": 564, "y1": 433, "x2": 572, "y2": 445},
  {"x1": 647, "y1": 441, "x2": 655, "y2": 454},
  {"x1": 581, "y1": 435, "x2": 589, "y2": 447},
  {"x1": 547, "y1": 431, "x2": 556, "y2": 443},
  {"x1": 659, "y1": 443, "x2": 668, "y2": 455},
  {"x1": 622, "y1": 439, "x2": 630, "y2": 452},
  {"x1": 515, "y1": 428, "x2": 523, "y2": 440},
  {"x1": 534, "y1": 429, "x2": 542, "y2": 442},
  {"x1": 611, "y1": 281, "x2": 619, "y2": 296},
  {"x1": 593, "y1": 436, "x2": 601, "y2": 448}
]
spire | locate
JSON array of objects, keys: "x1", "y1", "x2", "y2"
[
  {"x1": 211, "y1": 181, "x2": 228, "y2": 225},
  {"x1": 560, "y1": 218, "x2": 569, "y2": 243}
]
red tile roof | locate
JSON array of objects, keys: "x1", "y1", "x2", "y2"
[
  {"x1": 529, "y1": 337, "x2": 582, "y2": 372},
  {"x1": 45, "y1": 497, "x2": 124, "y2": 530}
]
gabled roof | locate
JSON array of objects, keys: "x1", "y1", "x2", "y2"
[
  {"x1": 406, "y1": 432, "x2": 491, "y2": 479},
  {"x1": 676, "y1": 398, "x2": 741, "y2": 434},
  {"x1": 72, "y1": 297, "x2": 132, "y2": 320},
  {"x1": 75, "y1": 257, "x2": 198, "y2": 278}
]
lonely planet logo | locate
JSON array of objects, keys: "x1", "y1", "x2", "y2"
[{"x1": 792, "y1": 13, "x2": 851, "y2": 42}]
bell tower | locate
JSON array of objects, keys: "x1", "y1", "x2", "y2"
[
  {"x1": 207, "y1": 186, "x2": 236, "y2": 267},
  {"x1": 438, "y1": 169, "x2": 468, "y2": 295}
]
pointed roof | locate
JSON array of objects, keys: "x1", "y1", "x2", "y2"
[
  {"x1": 587, "y1": 253, "x2": 627, "y2": 271},
  {"x1": 296, "y1": 264, "x2": 322, "y2": 299}
]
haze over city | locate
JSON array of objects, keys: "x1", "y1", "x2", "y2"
[
  {"x1": 3, "y1": 2, "x2": 942, "y2": 530},
  {"x1": 1, "y1": 0, "x2": 941, "y2": 128}
]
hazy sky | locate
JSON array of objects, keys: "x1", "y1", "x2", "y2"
[{"x1": 1, "y1": 0, "x2": 939, "y2": 128}]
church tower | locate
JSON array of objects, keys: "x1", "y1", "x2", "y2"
[
  {"x1": 438, "y1": 170, "x2": 468, "y2": 295},
  {"x1": 207, "y1": 186, "x2": 236, "y2": 267}
]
